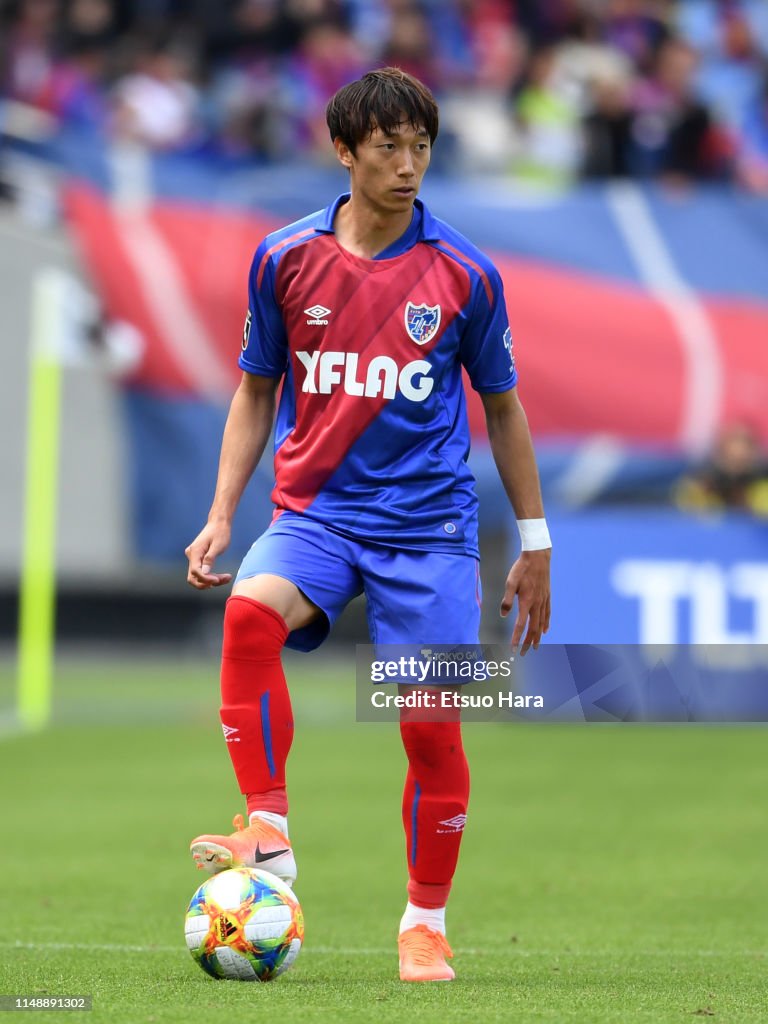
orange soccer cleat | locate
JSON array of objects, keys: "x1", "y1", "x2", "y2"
[
  {"x1": 190, "y1": 814, "x2": 297, "y2": 887},
  {"x1": 398, "y1": 924, "x2": 455, "y2": 982}
]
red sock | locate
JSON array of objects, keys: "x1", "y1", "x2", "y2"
[
  {"x1": 219, "y1": 595, "x2": 293, "y2": 817},
  {"x1": 400, "y1": 714, "x2": 470, "y2": 909}
]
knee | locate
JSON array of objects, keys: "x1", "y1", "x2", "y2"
[{"x1": 223, "y1": 596, "x2": 289, "y2": 661}]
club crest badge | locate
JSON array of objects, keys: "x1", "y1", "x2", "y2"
[{"x1": 404, "y1": 302, "x2": 441, "y2": 346}]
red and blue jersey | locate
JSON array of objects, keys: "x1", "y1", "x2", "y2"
[{"x1": 239, "y1": 194, "x2": 517, "y2": 556}]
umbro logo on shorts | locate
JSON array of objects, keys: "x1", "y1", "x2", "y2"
[
  {"x1": 437, "y1": 813, "x2": 467, "y2": 833},
  {"x1": 305, "y1": 304, "x2": 331, "y2": 325},
  {"x1": 221, "y1": 723, "x2": 240, "y2": 742}
]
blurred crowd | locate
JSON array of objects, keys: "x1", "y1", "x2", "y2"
[
  {"x1": 2, "y1": 0, "x2": 768, "y2": 188},
  {"x1": 675, "y1": 423, "x2": 768, "y2": 517}
]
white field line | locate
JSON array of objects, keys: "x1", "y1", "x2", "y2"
[
  {"x1": 1, "y1": 941, "x2": 764, "y2": 958},
  {"x1": 606, "y1": 182, "x2": 723, "y2": 457},
  {"x1": 0, "y1": 941, "x2": 416, "y2": 956}
]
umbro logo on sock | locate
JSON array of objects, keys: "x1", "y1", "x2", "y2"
[
  {"x1": 437, "y1": 814, "x2": 467, "y2": 833},
  {"x1": 221, "y1": 723, "x2": 240, "y2": 742}
]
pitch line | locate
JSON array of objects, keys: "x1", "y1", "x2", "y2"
[
  {"x1": 0, "y1": 941, "x2": 405, "y2": 956},
  {"x1": 2, "y1": 941, "x2": 763, "y2": 958},
  {"x1": 606, "y1": 182, "x2": 723, "y2": 457}
]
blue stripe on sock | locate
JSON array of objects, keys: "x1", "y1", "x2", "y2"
[
  {"x1": 410, "y1": 782, "x2": 421, "y2": 867},
  {"x1": 260, "y1": 691, "x2": 275, "y2": 778}
]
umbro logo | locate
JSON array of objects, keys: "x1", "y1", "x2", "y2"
[
  {"x1": 305, "y1": 304, "x2": 331, "y2": 326},
  {"x1": 437, "y1": 813, "x2": 467, "y2": 833},
  {"x1": 221, "y1": 723, "x2": 239, "y2": 742}
]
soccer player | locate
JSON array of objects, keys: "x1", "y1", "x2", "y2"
[{"x1": 184, "y1": 67, "x2": 551, "y2": 982}]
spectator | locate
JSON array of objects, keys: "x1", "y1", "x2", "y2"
[
  {"x1": 470, "y1": 3, "x2": 530, "y2": 92},
  {"x1": 112, "y1": 38, "x2": 203, "y2": 150},
  {"x1": 628, "y1": 37, "x2": 717, "y2": 181},
  {"x1": 602, "y1": 0, "x2": 671, "y2": 72},
  {"x1": 514, "y1": 0, "x2": 590, "y2": 47},
  {"x1": 204, "y1": 0, "x2": 301, "y2": 66},
  {"x1": 378, "y1": 4, "x2": 441, "y2": 93},
  {"x1": 438, "y1": 13, "x2": 527, "y2": 173},
  {"x1": 0, "y1": 0, "x2": 765, "y2": 190},
  {"x1": 209, "y1": 59, "x2": 286, "y2": 159},
  {"x1": 513, "y1": 44, "x2": 582, "y2": 186},
  {"x1": 62, "y1": 0, "x2": 118, "y2": 50},
  {"x1": 284, "y1": 19, "x2": 367, "y2": 155},
  {"x1": 45, "y1": 38, "x2": 110, "y2": 131},
  {"x1": 736, "y1": 71, "x2": 768, "y2": 192},
  {"x1": 674, "y1": 423, "x2": 768, "y2": 517},
  {"x1": 582, "y1": 75, "x2": 634, "y2": 177},
  {"x1": 1, "y1": 0, "x2": 59, "y2": 109},
  {"x1": 677, "y1": 0, "x2": 768, "y2": 130}
]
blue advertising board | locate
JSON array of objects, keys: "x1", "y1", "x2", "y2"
[{"x1": 536, "y1": 510, "x2": 768, "y2": 645}]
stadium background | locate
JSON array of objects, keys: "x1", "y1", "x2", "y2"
[{"x1": 1, "y1": 2, "x2": 767, "y2": 1021}]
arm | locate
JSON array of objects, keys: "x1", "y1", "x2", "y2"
[
  {"x1": 481, "y1": 387, "x2": 551, "y2": 653},
  {"x1": 185, "y1": 371, "x2": 279, "y2": 589}
]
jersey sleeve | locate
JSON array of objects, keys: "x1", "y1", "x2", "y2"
[
  {"x1": 238, "y1": 240, "x2": 288, "y2": 378},
  {"x1": 459, "y1": 265, "x2": 518, "y2": 393}
]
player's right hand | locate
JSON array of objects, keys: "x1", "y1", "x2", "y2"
[{"x1": 185, "y1": 521, "x2": 233, "y2": 589}]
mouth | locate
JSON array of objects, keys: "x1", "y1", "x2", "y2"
[{"x1": 392, "y1": 187, "x2": 416, "y2": 197}]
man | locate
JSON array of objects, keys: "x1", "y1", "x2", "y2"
[{"x1": 185, "y1": 67, "x2": 551, "y2": 983}]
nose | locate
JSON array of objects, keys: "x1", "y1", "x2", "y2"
[{"x1": 397, "y1": 150, "x2": 415, "y2": 177}]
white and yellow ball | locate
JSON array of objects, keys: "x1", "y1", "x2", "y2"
[{"x1": 184, "y1": 867, "x2": 303, "y2": 981}]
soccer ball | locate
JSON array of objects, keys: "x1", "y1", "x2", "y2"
[{"x1": 184, "y1": 867, "x2": 304, "y2": 981}]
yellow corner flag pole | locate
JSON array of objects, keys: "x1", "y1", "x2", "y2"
[{"x1": 17, "y1": 268, "x2": 64, "y2": 731}]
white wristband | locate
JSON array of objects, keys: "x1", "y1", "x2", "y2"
[{"x1": 517, "y1": 518, "x2": 552, "y2": 551}]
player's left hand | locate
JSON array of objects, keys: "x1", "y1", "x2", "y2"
[{"x1": 501, "y1": 549, "x2": 551, "y2": 655}]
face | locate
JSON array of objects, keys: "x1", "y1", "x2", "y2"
[
  {"x1": 335, "y1": 121, "x2": 431, "y2": 215},
  {"x1": 714, "y1": 426, "x2": 760, "y2": 475}
]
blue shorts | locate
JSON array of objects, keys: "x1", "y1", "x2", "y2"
[{"x1": 234, "y1": 511, "x2": 482, "y2": 652}]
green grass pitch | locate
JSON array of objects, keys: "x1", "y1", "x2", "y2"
[{"x1": 0, "y1": 655, "x2": 766, "y2": 1023}]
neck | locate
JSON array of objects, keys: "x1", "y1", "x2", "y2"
[{"x1": 334, "y1": 193, "x2": 415, "y2": 259}]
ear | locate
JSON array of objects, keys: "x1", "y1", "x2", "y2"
[{"x1": 334, "y1": 137, "x2": 355, "y2": 170}]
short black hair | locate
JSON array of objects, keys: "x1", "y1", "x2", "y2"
[{"x1": 326, "y1": 67, "x2": 439, "y2": 154}]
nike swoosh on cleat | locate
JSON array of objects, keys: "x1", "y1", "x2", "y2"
[{"x1": 253, "y1": 843, "x2": 290, "y2": 863}]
